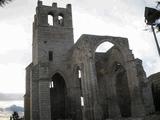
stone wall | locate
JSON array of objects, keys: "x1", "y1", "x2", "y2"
[{"x1": 148, "y1": 72, "x2": 160, "y2": 112}]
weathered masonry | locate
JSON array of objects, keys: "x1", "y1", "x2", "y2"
[
  {"x1": 24, "y1": 1, "x2": 158, "y2": 120},
  {"x1": 148, "y1": 72, "x2": 160, "y2": 113}
]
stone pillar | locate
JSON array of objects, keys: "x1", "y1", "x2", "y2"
[
  {"x1": 135, "y1": 59, "x2": 155, "y2": 114},
  {"x1": 25, "y1": 65, "x2": 32, "y2": 120},
  {"x1": 39, "y1": 79, "x2": 51, "y2": 120},
  {"x1": 82, "y1": 55, "x2": 102, "y2": 120},
  {"x1": 38, "y1": 63, "x2": 51, "y2": 120},
  {"x1": 31, "y1": 66, "x2": 39, "y2": 120},
  {"x1": 125, "y1": 60, "x2": 146, "y2": 117}
]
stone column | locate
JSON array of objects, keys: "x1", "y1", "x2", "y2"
[
  {"x1": 82, "y1": 60, "x2": 94, "y2": 120},
  {"x1": 82, "y1": 55, "x2": 102, "y2": 120},
  {"x1": 135, "y1": 59, "x2": 155, "y2": 114},
  {"x1": 39, "y1": 79, "x2": 51, "y2": 120},
  {"x1": 125, "y1": 60, "x2": 146, "y2": 117},
  {"x1": 38, "y1": 63, "x2": 51, "y2": 120},
  {"x1": 31, "y1": 66, "x2": 39, "y2": 120}
]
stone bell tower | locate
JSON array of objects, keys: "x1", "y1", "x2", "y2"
[
  {"x1": 25, "y1": 1, "x2": 75, "y2": 120},
  {"x1": 32, "y1": 1, "x2": 74, "y2": 65}
]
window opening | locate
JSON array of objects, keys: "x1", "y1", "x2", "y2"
[
  {"x1": 78, "y1": 69, "x2": 81, "y2": 78},
  {"x1": 48, "y1": 14, "x2": 54, "y2": 26},
  {"x1": 49, "y1": 51, "x2": 53, "y2": 61},
  {"x1": 58, "y1": 14, "x2": 64, "y2": 26},
  {"x1": 115, "y1": 62, "x2": 122, "y2": 71},
  {"x1": 77, "y1": 68, "x2": 84, "y2": 107},
  {"x1": 96, "y1": 41, "x2": 114, "y2": 53},
  {"x1": 50, "y1": 81, "x2": 54, "y2": 88},
  {"x1": 80, "y1": 96, "x2": 84, "y2": 106}
]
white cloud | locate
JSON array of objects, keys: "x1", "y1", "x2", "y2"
[
  {"x1": 0, "y1": 63, "x2": 25, "y2": 93},
  {"x1": 71, "y1": 0, "x2": 160, "y2": 76},
  {"x1": 0, "y1": 22, "x2": 30, "y2": 53}
]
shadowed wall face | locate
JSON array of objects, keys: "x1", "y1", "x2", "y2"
[
  {"x1": 115, "y1": 64, "x2": 131, "y2": 117},
  {"x1": 152, "y1": 83, "x2": 160, "y2": 112},
  {"x1": 148, "y1": 72, "x2": 160, "y2": 113}
]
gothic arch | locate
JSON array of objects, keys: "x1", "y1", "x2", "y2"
[
  {"x1": 93, "y1": 38, "x2": 131, "y2": 118},
  {"x1": 50, "y1": 72, "x2": 68, "y2": 120},
  {"x1": 92, "y1": 39, "x2": 128, "y2": 63},
  {"x1": 50, "y1": 70, "x2": 69, "y2": 88},
  {"x1": 77, "y1": 35, "x2": 130, "y2": 63}
]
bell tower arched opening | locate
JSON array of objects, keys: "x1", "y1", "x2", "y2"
[{"x1": 48, "y1": 14, "x2": 54, "y2": 26}]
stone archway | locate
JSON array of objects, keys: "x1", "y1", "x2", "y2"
[
  {"x1": 94, "y1": 41, "x2": 131, "y2": 118},
  {"x1": 50, "y1": 73, "x2": 67, "y2": 120},
  {"x1": 74, "y1": 35, "x2": 145, "y2": 118},
  {"x1": 94, "y1": 41, "x2": 115, "y2": 119}
]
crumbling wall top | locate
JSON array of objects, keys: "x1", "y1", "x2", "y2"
[{"x1": 37, "y1": 0, "x2": 71, "y2": 9}]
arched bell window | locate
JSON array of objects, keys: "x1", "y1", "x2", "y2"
[
  {"x1": 58, "y1": 13, "x2": 64, "y2": 26},
  {"x1": 48, "y1": 14, "x2": 54, "y2": 26}
]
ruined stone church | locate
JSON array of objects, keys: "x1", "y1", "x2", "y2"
[{"x1": 24, "y1": 1, "x2": 159, "y2": 120}]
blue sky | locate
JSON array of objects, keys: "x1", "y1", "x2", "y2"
[{"x1": 0, "y1": 0, "x2": 159, "y2": 93}]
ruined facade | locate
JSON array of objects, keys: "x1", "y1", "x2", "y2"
[{"x1": 24, "y1": 1, "x2": 157, "y2": 120}]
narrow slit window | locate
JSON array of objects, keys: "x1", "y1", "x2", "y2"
[
  {"x1": 80, "y1": 96, "x2": 84, "y2": 106},
  {"x1": 49, "y1": 51, "x2": 53, "y2": 61},
  {"x1": 50, "y1": 81, "x2": 54, "y2": 88},
  {"x1": 78, "y1": 70, "x2": 81, "y2": 79}
]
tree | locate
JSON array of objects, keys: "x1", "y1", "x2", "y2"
[
  {"x1": 10, "y1": 111, "x2": 20, "y2": 120},
  {"x1": 0, "y1": 0, "x2": 12, "y2": 6}
]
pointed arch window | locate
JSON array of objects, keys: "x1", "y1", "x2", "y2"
[{"x1": 95, "y1": 41, "x2": 113, "y2": 53}]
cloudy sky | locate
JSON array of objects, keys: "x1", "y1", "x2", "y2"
[{"x1": 0, "y1": 0, "x2": 159, "y2": 94}]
